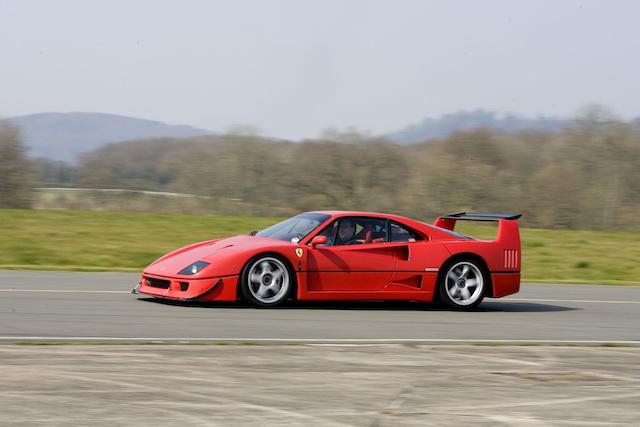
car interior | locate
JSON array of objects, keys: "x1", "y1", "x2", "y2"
[{"x1": 312, "y1": 217, "x2": 421, "y2": 246}]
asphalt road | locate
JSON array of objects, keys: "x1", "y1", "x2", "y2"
[
  {"x1": 0, "y1": 271, "x2": 639, "y2": 343},
  {"x1": 2, "y1": 345, "x2": 639, "y2": 426}
]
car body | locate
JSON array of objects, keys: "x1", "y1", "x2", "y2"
[{"x1": 135, "y1": 211, "x2": 521, "y2": 309}]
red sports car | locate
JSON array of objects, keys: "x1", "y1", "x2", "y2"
[{"x1": 135, "y1": 211, "x2": 521, "y2": 309}]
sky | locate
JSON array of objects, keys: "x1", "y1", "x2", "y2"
[{"x1": 1, "y1": 0, "x2": 639, "y2": 139}]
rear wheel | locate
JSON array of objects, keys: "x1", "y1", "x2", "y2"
[
  {"x1": 439, "y1": 260, "x2": 486, "y2": 309},
  {"x1": 240, "y1": 255, "x2": 293, "y2": 307}
]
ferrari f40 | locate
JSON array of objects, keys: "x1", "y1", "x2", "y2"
[{"x1": 135, "y1": 211, "x2": 521, "y2": 309}]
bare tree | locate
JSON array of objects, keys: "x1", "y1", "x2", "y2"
[
  {"x1": 65, "y1": 114, "x2": 640, "y2": 230},
  {"x1": 0, "y1": 120, "x2": 33, "y2": 208}
]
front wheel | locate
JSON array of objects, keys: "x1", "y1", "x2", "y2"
[
  {"x1": 439, "y1": 260, "x2": 486, "y2": 309},
  {"x1": 240, "y1": 255, "x2": 293, "y2": 307}
]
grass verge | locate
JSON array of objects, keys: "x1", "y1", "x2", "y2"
[{"x1": 0, "y1": 209, "x2": 278, "y2": 271}]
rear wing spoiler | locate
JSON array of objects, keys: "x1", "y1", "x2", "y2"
[
  {"x1": 433, "y1": 212, "x2": 521, "y2": 246},
  {"x1": 436, "y1": 212, "x2": 521, "y2": 223}
]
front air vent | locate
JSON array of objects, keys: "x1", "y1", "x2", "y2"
[
  {"x1": 179, "y1": 282, "x2": 189, "y2": 292},
  {"x1": 146, "y1": 277, "x2": 170, "y2": 289}
]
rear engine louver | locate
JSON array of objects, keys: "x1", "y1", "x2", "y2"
[{"x1": 504, "y1": 249, "x2": 519, "y2": 269}]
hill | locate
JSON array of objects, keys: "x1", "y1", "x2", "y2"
[
  {"x1": 387, "y1": 110, "x2": 569, "y2": 144},
  {"x1": 7, "y1": 112, "x2": 212, "y2": 162}
]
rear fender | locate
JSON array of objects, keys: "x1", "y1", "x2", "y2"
[{"x1": 441, "y1": 220, "x2": 521, "y2": 297}]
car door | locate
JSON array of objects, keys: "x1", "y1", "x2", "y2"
[
  {"x1": 386, "y1": 220, "x2": 431, "y2": 291},
  {"x1": 305, "y1": 217, "x2": 400, "y2": 292}
]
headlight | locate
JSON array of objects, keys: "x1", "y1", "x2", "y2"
[{"x1": 178, "y1": 261, "x2": 210, "y2": 275}]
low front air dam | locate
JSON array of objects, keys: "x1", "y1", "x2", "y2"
[
  {"x1": 490, "y1": 272, "x2": 520, "y2": 297},
  {"x1": 138, "y1": 274, "x2": 239, "y2": 301}
]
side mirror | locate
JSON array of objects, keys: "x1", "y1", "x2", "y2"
[{"x1": 310, "y1": 235, "x2": 327, "y2": 248}]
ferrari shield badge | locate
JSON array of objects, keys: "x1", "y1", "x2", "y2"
[{"x1": 295, "y1": 248, "x2": 303, "y2": 258}]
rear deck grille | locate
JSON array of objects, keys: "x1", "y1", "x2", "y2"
[
  {"x1": 504, "y1": 249, "x2": 519, "y2": 269},
  {"x1": 146, "y1": 277, "x2": 170, "y2": 289}
]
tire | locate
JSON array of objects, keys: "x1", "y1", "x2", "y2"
[
  {"x1": 240, "y1": 255, "x2": 294, "y2": 307},
  {"x1": 439, "y1": 259, "x2": 486, "y2": 309}
]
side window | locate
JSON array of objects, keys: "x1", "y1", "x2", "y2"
[
  {"x1": 390, "y1": 222, "x2": 422, "y2": 242},
  {"x1": 334, "y1": 217, "x2": 388, "y2": 246},
  {"x1": 310, "y1": 220, "x2": 338, "y2": 246}
]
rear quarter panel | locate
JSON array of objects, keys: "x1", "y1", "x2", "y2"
[
  {"x1": 389, "y1": 241, "x2": 453, "y2": 295},
  {"x1": 442, "y1": 239, "x2": 521, "y2": 297}
]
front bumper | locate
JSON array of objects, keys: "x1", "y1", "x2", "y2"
[{"x1": 136, "y1": 273, "x2": 239, "y2": 301}]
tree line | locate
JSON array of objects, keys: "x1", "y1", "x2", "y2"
[{"x1": 2, "y1": 111, "x2": 640, "y2": 230}]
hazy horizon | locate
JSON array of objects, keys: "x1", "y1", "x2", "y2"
[{"x1": 1, "y1": 0, "x2": 639, "y2": 139}]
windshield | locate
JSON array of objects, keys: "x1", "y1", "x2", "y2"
[{"x1": 255, "y1": 213, "x2": 331, "y2": 242}]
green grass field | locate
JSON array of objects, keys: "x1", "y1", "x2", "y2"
[
  {"x1": 0, "y1": 209, "x2": 638, "y2": 284},
  {"x1": 0, "y1": 210, "x2": 277, "y2": 272}
]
